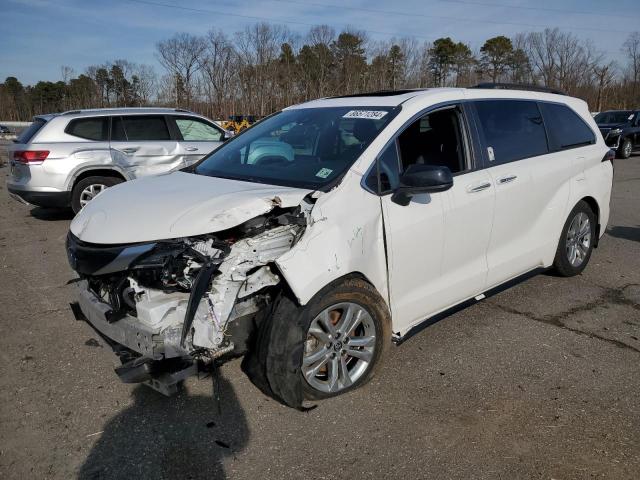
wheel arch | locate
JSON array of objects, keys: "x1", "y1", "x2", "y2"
[
  {"x1": 580, "y1": 195, "x2": 601, "y2": 246},
  {"x1": 70, "y1": 168, "x2": 127, "y2": 191},
  {"x1": 273, "y1": 265, "x2": 386, "y2": 310}
]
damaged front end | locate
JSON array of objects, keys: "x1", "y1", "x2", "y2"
[{"x1": 68, "y1": 201, "x2": 310, "y2": 395}]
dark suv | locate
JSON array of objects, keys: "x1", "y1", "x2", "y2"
[{"x1": 594, "y1": 110, "x2": 640, "y2": 158}]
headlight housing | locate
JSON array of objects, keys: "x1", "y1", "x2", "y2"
[{"x1": 609, "y1": 128, "x2": 623, "y2": 136}]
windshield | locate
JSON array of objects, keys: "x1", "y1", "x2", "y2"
[
  {"x1": 595, "y1": 111, "x2": 633, "y2": 125},
  {"x1": 194, "y1": 106, "x2": 399, "y2": 189}
]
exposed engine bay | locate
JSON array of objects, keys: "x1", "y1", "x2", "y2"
[{"x1": 68, "y1": 198, "x2": 312, "y2": 395}]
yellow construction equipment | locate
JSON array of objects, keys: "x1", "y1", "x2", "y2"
[{"x1": 221, "y1": 115, "x2": 259, "y2": 134}]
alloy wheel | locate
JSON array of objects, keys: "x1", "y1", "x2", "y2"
[
  {"x1": 302, "y1": 302, "x2": 376, "y2": 393},
  {"x1": 624, "y1": 141, "x2": 632, "y2": 157},
  {"x1": 79, "y1": 184, "x2": 106, "y2": 208},
  {"x1": 565, "y1": 212, "x2": 591, "y2": 267}
]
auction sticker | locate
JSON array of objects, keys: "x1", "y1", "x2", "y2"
[
  {"x1": 343, "y1": 110, "x2": 388, "y2": 120},
  {"x1": 315, "y1": 167, "x2": 333, "y2": 178}
]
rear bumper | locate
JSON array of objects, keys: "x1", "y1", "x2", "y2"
[{"x1": 7, "y1": 186, "x2": 71, "y2": 208}]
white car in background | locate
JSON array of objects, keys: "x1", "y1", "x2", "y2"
[
  {"x1": 7, "y1": 108, "x2": 229, "y2": 213},
  {"x1": 66, "y1": 85, "x2": 613, "y2": 408}
]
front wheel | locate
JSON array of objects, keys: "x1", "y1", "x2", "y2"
[
  {"x1": 617, "y1": 138, "x2": 633, "y2": 159},
  {"x1": 552, "y1": 201, "x2": 596, "y2": 277},
  {"x1": 242, "y1": 277, "x2": 390, "y2": 408}
]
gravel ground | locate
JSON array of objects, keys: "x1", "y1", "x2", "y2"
[{"x1": 0, "y1": 142, "x2": 638, "y2": 479}]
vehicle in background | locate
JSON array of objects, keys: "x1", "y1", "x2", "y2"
[
  {"x1": 594, "y1": 109, "x2": 640, "y2": 159},
  {"x1": 0, "y1": 124, "x2": 12, "y2": 135},
  {"x1": 222, "y1": 115, "x2": 262, "y2": 134},
  {"x1": 67, "y1": 85, "x2": 613, "y2": 408},
  {"x1": 7, "y1": 108, "x2": 231, "y2": 213}
]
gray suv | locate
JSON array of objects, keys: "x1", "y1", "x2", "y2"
[{"x1": 7, "y1": 108, "x2": 228, "y2": 213}]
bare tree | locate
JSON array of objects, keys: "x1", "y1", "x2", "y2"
[
  {"x1": 593, "y1": 62, "x2": 617, "y2": 112},
  {"x1": 156, "y1": 33, "x2": 206, "y2": 108},
  {"x1": 199, "y1": 29, "x2": 236, "y2": 118},
  {"x1": 134, "y1": 64, "x2": 157, "y2": 105},
  {"x1": 622, "y1": 32, "x2": 640, "y2": 106}
]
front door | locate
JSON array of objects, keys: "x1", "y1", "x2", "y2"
[
  {"x1": 170, "y1": 115, "x2": 225, "y2": 167},
  {"x1": 379, "y1": 105, "x2": 495, "y2": 335}
]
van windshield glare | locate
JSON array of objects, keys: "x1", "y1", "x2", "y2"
[{"x1": 194, "y1": 107, "x2": 399, "y2": 189}]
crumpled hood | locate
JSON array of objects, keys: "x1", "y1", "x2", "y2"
[{"x1": 70, "y1": 172, "x2": 312, "y2": 244}]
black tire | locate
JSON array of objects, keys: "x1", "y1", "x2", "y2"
[
  {"x1": 71, "y1": 176, "x2": 123, "y2": 214},
  {"x1": 617, "y1": 138, "x2": 633, "y2": 159},
  {"x1": 241, "y1": 277, "x2": 391, "y2": 408},
  {"x1": 552, "y1": 200, "x2": 596, "y2": 277}
]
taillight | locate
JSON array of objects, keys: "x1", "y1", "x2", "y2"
[
  {"x1": 13, "y1": 150, "x2": 50, "y2": 164},
  {"x1": 602, "y1": 149, "x2": 615, "y2": 162}
]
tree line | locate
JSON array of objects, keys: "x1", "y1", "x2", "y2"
[{"x1": 1, "y1": 24, "x2": 639, "y2": 121}]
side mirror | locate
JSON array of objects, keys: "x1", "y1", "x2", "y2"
[
  {"x1": 223, "y1": 130, "x2": 235, "y2": 141},
  {"x1": 391, "y1": 164, "x2": 453, "y2": 206}
]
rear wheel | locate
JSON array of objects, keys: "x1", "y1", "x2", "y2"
[
  {"x1": 552, "y1": 201, "x2": 596, "y2": 277},
  {"x1": 71, "y1": 176, "x2": 123, "y2": 214},
  {"x1": 617, "y1": 138, "x2": 633, "y2": 159}
]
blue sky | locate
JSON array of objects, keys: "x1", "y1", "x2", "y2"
[{"x1": 2, "y1": 0, "x2": 639, "y2": 85}]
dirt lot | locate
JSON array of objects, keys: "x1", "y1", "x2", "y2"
[{"x1": 0, "y1": 143, "x2": 638, "y2": 479}]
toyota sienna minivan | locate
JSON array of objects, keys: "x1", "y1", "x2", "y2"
[
  {"x1": 67, "y1": 86, "x2": 613, "y2": 409},
  {"x1": 8, "y1": 108, "x2": 228, "y2": 213}
]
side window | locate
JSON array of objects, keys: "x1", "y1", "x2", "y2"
[
  {"x1": 475, "y1": 100, "x2": 548, "y2": 164},
  {"x1": 397, "y1": 107, "x2": 468, "y2": 174},
  {"x1": 174, "y1": 117, "x2": 223, "y2": 141},
  {"x1": 539, "y1": 102, "x2": 595, "y2": 151},
  {"x1": 65, "y1": 117, "x2": 108, "y2": 141},
  {"x1": 113, "y1": 115, "x2": 171, "y2": 141}
]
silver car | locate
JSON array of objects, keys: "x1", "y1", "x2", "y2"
[{"x1": 7, "y1": 108, "x2": 229, "y2": 213}]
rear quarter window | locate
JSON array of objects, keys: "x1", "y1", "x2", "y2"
[
  {"x1": 16, "y1": 118, "x2": 47, "y2": 144},
  {"x1": 474, "y1": 100, "x2": 548, "y2": 164},
  {"x1": 65, "y1": 117, "x2": 108, "y2": 141},
  {"x1": 538, "y1": 102, "x2": 595, "y2": 151}
]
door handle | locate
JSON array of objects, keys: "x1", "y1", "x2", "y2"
[
  {"x1": 466, "y1": 182, "x2": 492, "y2": 193},
  {"x1": 121, "y1": 147, "x2": 138, "y2": 154},
  {"x1": 185, "y1": 147, "x2": 199, "y2": 152},
  {"x1": 498, "y1": 175, "x2": 517, "y2": 184}
]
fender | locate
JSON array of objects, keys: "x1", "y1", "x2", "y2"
[{"x1": 276, "y1": 170, "x2": 390, "y2": 311}]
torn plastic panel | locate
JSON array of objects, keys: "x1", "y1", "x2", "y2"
[{"x1": 68, "y1": 198, "x2": 314, "y2": 397}]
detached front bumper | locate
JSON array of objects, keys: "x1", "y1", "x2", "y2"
[
  {"x1": 71, "y1": 280, "x2": 200, "y2": 395},
  {"x1": 73, "y1": 280, "x2": 166, "y2": 359}
]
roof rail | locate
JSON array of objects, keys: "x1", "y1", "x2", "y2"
[
  {"x1": 471, "y1": 82, "x2": 567, "y2": 96},
  {"x1": 331, "y1": 88, "x2": 429, "y2": 98},
  {"x1": 174, "y1": 108, "x2": 194, "y2": 113}
]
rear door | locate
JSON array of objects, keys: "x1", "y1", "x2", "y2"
[
  {"x1": 169, "y1": 115, "x2": 225, "y2": 166},
  {"x1": 471, "y1": 99, "x2": 549, "y2": 287},
  {"x1": 109, "y1": 115, "x2": 182, "y2": 178}
]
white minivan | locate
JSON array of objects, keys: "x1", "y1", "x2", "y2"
[{"x1": 67, "y1": 85, "x2": 613, "y2": 408}]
